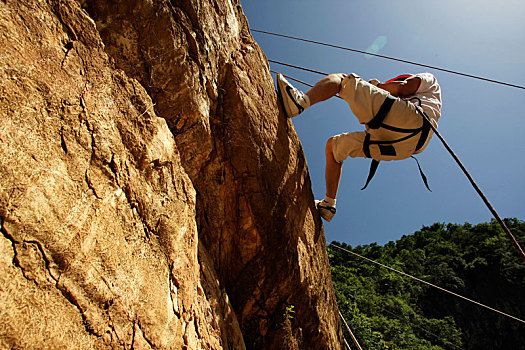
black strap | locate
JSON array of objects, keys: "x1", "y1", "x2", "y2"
[
  {"x1": 415, "y1": 119, "x2": 431, "y2": 152},
  {"x1": 363, "y1": 133, "x2": 372, "y2": 158},
  {"x1": 361, "y1": 95, "x2": 433, "y2": 191},
  {"x1": 367, "y1": 96, "x2": 395, "y2": 129},
  {"x1": 361, "y1": 157, "x2": 431, "y2": 191},
  {"x1": 380, "y1": 123, "x2": 421, "y2": 133},
  {"x1": 412, "y1": 156, "x2": 431, "y2": 191},
  {"x1": 361, "y1": 159, "x2": 380, "y2": 190},
  {"x1": 367, "y1": 131, "x2": 422, "y2": 146}
]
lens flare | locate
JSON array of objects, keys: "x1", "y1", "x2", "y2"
[{"x1": 365, "y1": 35, "x2": 387, "y2": 59}]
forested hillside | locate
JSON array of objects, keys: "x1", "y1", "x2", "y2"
[{"x1": 329, "y1": 219, "x2": 525, "y2": 350}]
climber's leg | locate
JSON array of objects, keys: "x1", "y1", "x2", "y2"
[
  {"x1": 276, "y1": 74, "x2": 311, "y2": 118},
  {"x1": 305, "y1": 73, "x2": 346, "y2": 105},
  {"x1": 316, "y1": 137, "x2": 341, "y2": 222},
  {"x1": 277, "y1": 73, "x2": 345, "y2": 118},
  {"x1": 316, "y1": 131, "x2": 367, "y2": 222},
  {"x1": 324, "y1": 137, "x2": 342, "y2": 200}
]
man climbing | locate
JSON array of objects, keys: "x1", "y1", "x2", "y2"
[{"x1": 277, "y1": 72, "x2": 441, "y2": 222}]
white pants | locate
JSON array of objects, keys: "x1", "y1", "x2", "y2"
[{"x1": 331, "y1": 74, "x2": 432, "y2": 163}]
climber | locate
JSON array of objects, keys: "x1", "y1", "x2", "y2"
[{"x1": 276, "y1": 72, "x2": 441, "y2": 222}]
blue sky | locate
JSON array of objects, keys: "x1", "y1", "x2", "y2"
[{"x1": 241, "y1": 0, "x2": 525, "y2": 247}]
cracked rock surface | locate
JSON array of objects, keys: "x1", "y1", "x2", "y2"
[{"x1": 0, "y1": 0, "x2": 342, "y2": 349}]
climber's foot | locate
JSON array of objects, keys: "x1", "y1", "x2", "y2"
[
  {"x1": 276, "y1": 74, "x2": 308, "y2": 118},
  {"x1": 315, "y1": 200, "x2": 336, "y2": 222}
]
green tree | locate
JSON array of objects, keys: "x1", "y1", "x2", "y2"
[{"x1": 329, "y1": 219, "x2": 525, "y2": 350}]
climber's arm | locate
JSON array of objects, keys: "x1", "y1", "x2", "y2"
[{"x1": 377, "y1": 75, "x2": 421, "y2": 98}]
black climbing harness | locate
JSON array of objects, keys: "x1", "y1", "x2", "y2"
[{"x1": 361, "y1": 95, "x2": 432, "y2": 191}]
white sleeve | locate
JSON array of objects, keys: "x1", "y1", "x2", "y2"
[{"x1": 415, "y1": 73, "x2": 437, "y2": 94}]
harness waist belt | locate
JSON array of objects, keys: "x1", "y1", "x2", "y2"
[{"x1": 361, "y1": 95, "x2": 432, "y2": 190}]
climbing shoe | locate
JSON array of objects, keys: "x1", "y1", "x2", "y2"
[
  {"x1": 315, "y1": 200, "x2": 336, "y2": 222},
  {"x1": 276, "y1": 74, "x2": 309, "y2": 118}
]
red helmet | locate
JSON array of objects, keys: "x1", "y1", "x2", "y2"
[{"x1": 385, "y1": 74, "x2": 412, "y2": 83}]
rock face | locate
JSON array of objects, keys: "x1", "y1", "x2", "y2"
[{"x1": 0, "y1": 0, "x2": 343, "y2": 349}]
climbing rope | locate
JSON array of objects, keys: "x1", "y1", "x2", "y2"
[
  {"x1": 329, "y1": 243, "x2": 525, "y2": 325},
  {"x1": 253, "y1": 29, "x2": 525, "y2": 91},
  {"x1": 339, "y1": 310, "x2": 363, "y2": 350},
  {"x1": 411, "y1": 103, "x2": 525, "y2": 263},
  {"x1": 269, "y1": 61, "x2": 525, "y2": 263},
  {"x1": 270, "y1": 70, "x2": 315, "y2": 89}
]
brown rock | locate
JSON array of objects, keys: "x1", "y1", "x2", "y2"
[{"x1": 0, "y1": 0, "x2": 343, "y2": 349}]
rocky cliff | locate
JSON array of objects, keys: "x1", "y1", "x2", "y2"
[{"x1": 0, "y1": 0, "x2": 343, "y2": 349}]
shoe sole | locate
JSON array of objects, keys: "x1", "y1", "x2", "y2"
[
  {"x1": 276, "y1": 75, "x2": 291, "y2": 118},
  {"x1": 276, "y1": 75, "x2": 287, "y2": 116},
  {"x1": 315, "y1": 200, "x2": 335, "y2": 222},
  {"x1": 319, "y1": 208, "x2": 335, "y2": 222},
  {"x1": 276, "y1": 74, "x2": 303, "y2": 118}
]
